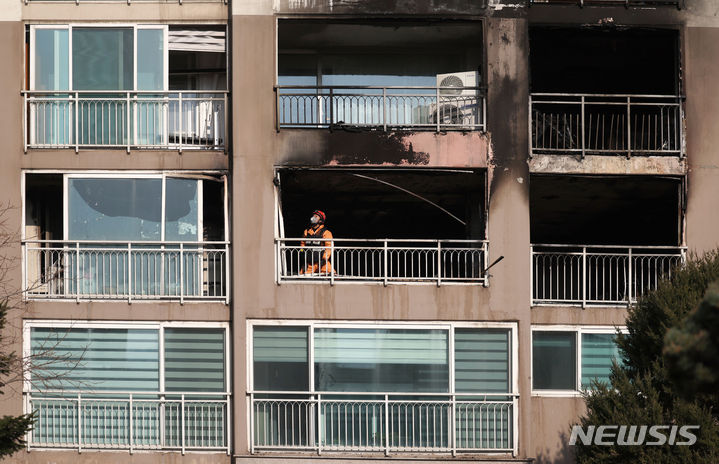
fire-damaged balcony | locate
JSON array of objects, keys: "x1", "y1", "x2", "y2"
[
  {"x1": 277, "y1": 20, "x2": 485, "y2": 132},
  {"x1": 23, "y1": 173, "x2": 229, "y2": 302},
  {"x1": 529, "y1": 28, "x2": 683, "y2": 159},
  {"x1": 529, "y1": 0, "x2": 681, "y2": 7},
  {"x1": 275, "y1": 169, "x2": 488, "y2": 286},
  {"x1": 25, "y1": 25, "x2": 227, "y2": 152},
  {"x1": 530, "y1": 175, "x2": 685, "y2": 307}
]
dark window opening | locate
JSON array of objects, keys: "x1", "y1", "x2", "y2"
[
  {"x1": 530, "y1": 174, "x2": 682, "y2": 246},
  {"x1": 530, "y1": 27, "x2": 679, "y2": 95},
  {"x1": 169, "y1": 26, "x2": 227, "y2": 91},
  {"x1": 278, "y1": 169, "x2": 486, "y2": 241}
]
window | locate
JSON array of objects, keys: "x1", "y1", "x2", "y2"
[
  {"x1": 249, "y1": 322, "x2": 517, "y2": 454},
  {"x1": 32, "y1": 25, "x2": 167, "y2": 93},
  {"x1": 532, "y1": 327, "x2": 624, "y2": 394},
  {"x1": 23, "y1": 172, "x2": 228, "y2": 301},
  {"x1": 25, "y1": 322, "x2": 229, "y2": 451}
]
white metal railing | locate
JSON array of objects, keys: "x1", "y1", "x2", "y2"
[
  {"x1": 276, "y1": 86, "x2": 486, "y2": 131},
  {"x1": 249, "y1": 391, "x2": 517, "y2": 455},
  {"x1": 530, "y1": 93, "x2": 683, "y2": 157},
  {"x1": 529, "y1": 0, "x2": 679, "y2": 5},
  {"x1": 23, "y1": 240, "x2": 229, "y2": 303},
  {"x1": 25, "y1": 390, "x2": 230, "y2": 454},
  {"x1": 276, "y1": 238, "x2": 488, "y2": 286},
  {"x1": 531, "y1": 244, "x2": 686, "y2": 307},
  {"x1": 23, "y1": 91, "x2": 227, "y2": 152}
]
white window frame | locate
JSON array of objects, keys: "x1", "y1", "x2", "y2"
[
  {"x1": 23, "y1": 319, "x2": 231, "y2": 396},
  {"x1": 30, "y1": 24, "x2": 169, "y2": 92},
  {"x1": 246, "y1": 319, "x2": 518, "y2": 397},
  {"x1": 530, "y1": 325, "x2": 627, "y2": 397}
]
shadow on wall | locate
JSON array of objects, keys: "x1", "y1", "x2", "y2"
[{"x1": 534, "y1": 430, "x2": 576, "y2": 464}]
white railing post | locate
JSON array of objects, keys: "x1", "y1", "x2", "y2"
[
  {"x1": 437, "y1": 241, "x2": 442, "y2": 287},
  {"x1": 451, "y1": 394, "x2": 457, "y2": 456},
  {"x1": 383, "y1": 241, "x2": 388, "y2": 287},
  {"x1": 225, "y1": 243, "x2": 230, "y2": 304},
  {"x1": 179, "y1": 243, "x2": 184, "y2": 305},
  {"x1": 384, "y1": 394, "x2": 390, "y2": 456},
  {"x1": 626, "y1": 96, "x2": 632, "y2": 158},
  {"x1": 512, "y1": 395, "x2": 519, "y2": 457},
  {"x1": 77, "y1": 393, "x2": 82, "y2": 453},
  {"x1": 528, "y1": 94, "x2": 533, "y2": 157},
  {"x1": 580, "y1": 95, "x2": 586, "y2": 158},
  {"x1": 382, "y1": 87, "x2": 387, "y2": 131},
  {"x1": 627, "y1": 247, "x2": 633, "y2": 305},
  {"x1": 249, "y1": 394, "x2": 254, "y2": 454},
  {"x1": 529, "y1": 245, "x2": 534, "y2": 304},
  {"x1": 126, "y1": 92, "x2": 131, "y2": 153},
  {"x1": 129, "y1": 393, "x2": 134, "y2": 454},
  {"x1": 317, "y1": 394, "x2": 322, "y2": 455},
  {"x1": 75, "y1": 242, "x2": 80, "y2": 303},
  {"x1": 436, "y1": 86, "x2": 441, "y2": 132},
  {"x1": 330, "y1": 240, "x2": 335, "y2": 286},
  {"x1": 181, "y1": 394, "x2": 186, "y2": 455},
  {"x1": 127, "y1": 243, "x2": 132, "y2": 304},
  {"x1": 226, "y1": 393, "x2": 232, "y2": 455},
  {"x1": 581, "y1": 246, "x2": 587, "y2": 309},
  {"x1": 75, "y1": 92, "x2": 80, "y2": 153},
  {"x1": 178, "y1": 92, "x2": 183, "y2": 153},
  {"x1": 23, "y1": 93, "x2": 27, "y2": 153}
]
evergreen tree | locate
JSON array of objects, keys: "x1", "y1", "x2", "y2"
[
  {"x1": 0, "y1": 301, "x2": 34, "y2": 458},
  {"x1": 574, "y1": 250, "x2": 719, "y2": 464}
]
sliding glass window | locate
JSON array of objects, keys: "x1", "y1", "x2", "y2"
[{"x1": 26, "y1": 322, "x2": 229, "y2": 450}]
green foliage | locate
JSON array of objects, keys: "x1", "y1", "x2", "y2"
[
  {"x1": 575, "y1": 250, "x2": 719, "y2": 464},
  {"x1": 0, "y1": 301, "x2": 34, "y2": 458},
  {"x1": 664, "y1": 280, "x2": 719, "y2": 402}
]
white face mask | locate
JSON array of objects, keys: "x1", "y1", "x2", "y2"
[{"x1": 310, "y1": 215, "x2": 319, "y2": 225}]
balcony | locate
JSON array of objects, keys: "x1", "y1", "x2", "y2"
[
  {"x1": 276, "y1": 238, "x2": 488, "y2": 285},
  {"x1": 250, "y1": 391, "x2": 516, "y2": 455},
  {"x1": 23, "y1": 240, "x2": 228, "y2": 303},
  {"x1": 24, "y1": 173, "x2": 228, "y2": 302},
  {"x1": 276, "y1": 85, "x2": 486, "y2": 131},
  {"x1": 529, "y1": 0, "x2": 680, "y2": 6},
  {"x1": 26, "y1": 390, "x2": 230, "y2": 453},
  {"x1": 531, "y1": 245, "x2": 685, "y2": 307},
  {"x1": 530, "y1": 93, "x2": 683, "y2": 157},
  {"x1": 529, "y1": 28, "x2": 682, "y2": 160},
  {"x1": 277, "y1": 20, "x2": 484, "y2": 133},
  {"x1": 24, "y1": 91, "x2": 227, "y2": 152}
]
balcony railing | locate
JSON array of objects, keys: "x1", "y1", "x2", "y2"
[
  {"x1": 276, "y1": 238, "x2": 488, "y2": 286},
  {"x1": 531, "y1": 244, "x2": 685, "y2": 307},
  {"x1": 23, "y1": 240, "x2": 229, "y2": 303},
  {"x1": 23, "y1": 91, "x2": 227, "y2": 152},
  {"x1": 530, "y1": 93, "x2": 683, "y2": 157},
  {"x1": 249, "y1": 391, "x2": 517, "y2": 455},
  {"x1": 25, "y1": 391, "x2": 230, "y2": 454},
  {"x1": 276, "y1": 86, "x2": 486, "y2": 131},
  {"x1": 529, "y1": 0, "x2": 680, "y2": 6}
]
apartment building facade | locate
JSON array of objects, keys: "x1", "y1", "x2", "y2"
[{"x1": 0, "y1": 0, "x2": 718, "y2": 463}]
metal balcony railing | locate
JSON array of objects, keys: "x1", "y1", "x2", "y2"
[
  {"x1": 530, "y1": 93, "x2": 683, "y2": 157},
  {"x1": 249, "y1": 391, "x2": 517, "y2": 455},
  {"x1": 276, "y1": 86, "x2": 486, "y2": 131},
  {"x1": 529, "y1": 0, "x2": 681, "y2": 6},
  {"x1": 276, "y1": 238, "x2": 488, "y2": 286},
  {"x1": 23, "y1": 240, "x2": 229, "y2": 303},
  {"x1": 23, "y1": 91, "x2": 227, "y2": 152},
  {"x1": 25, "y1": 391, "x2": 230, "y2": 454},
  {"x1": 531, "y1": 244, "x2": 685, "y2": 307}
]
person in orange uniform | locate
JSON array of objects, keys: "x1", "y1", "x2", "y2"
[{"x1": 300, "y1": 210, "x2": 334, "y2": 275}]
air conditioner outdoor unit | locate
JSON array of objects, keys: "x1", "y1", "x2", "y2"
[{"x1": 430, "y1": 71, "x2": 481, "y2": 127}]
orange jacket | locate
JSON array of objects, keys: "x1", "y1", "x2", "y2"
[{"x1": 301, "y1": 225, "x2": 333, "y2": 261}]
